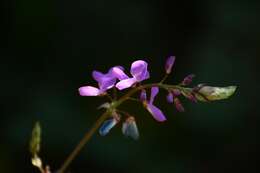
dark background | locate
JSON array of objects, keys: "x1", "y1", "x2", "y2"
[{"x1": 1, "y1": 0, "x2": 259, "y2": 172}]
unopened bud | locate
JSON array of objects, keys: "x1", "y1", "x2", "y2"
[{"x1": 165, "y1": 56, "x2": 175, "y2": 74}]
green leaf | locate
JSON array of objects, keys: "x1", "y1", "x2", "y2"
[
  {"x1": 29, "y1": 121, "x2": 41, "y2": 156},
  {"x1": 198, "y1": 86, "x2": 237, "y2": 101}
]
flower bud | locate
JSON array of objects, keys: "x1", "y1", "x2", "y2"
[
  {"x1": 174, "y1": 98, "x2": 185, "y2": 112},
  {"x1": 197, "y1": 86, "x2": 237, "y2": 101},
  {"x1": 181, "y1": 74, "x2": 195, "y2": 86},
  {"x1": 166, "y1": 92, "x2": 174, "y2": 103},
  {"x1": 30, "y1": 122, "x2": 41, "y2": 156},
  {"x1": 165, "y1": 56, "x2": 175, "y2": 74}
]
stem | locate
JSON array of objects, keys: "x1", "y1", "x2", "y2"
[
  {"x1": 57, "y1": 111, "x2": 110, "y2": 173},
  {"x1": 159, "y1": 74, "x2": 169, "y2": 83},
  {"x1": 57, "y1": 83, "x2": 183, "y2": 173}
]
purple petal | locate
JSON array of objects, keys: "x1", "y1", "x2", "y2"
[
  {"x1": 181, "y1": 74, "x2": 195, "y2": 86},
  {"x1": 166, "y1": 92, "x2": 174, "y2": 103},
  {"x1": 146, "y1": 103, "x2": 166, "y2": 122},
  {"x1": 140, "y1": 89, "x2": 147, "y2": 101},
  {"x1": 115, "y1": 78, "x2": 137, "y2": 90},
  {"x1": 92, "y1": 71, "x2": 105, "y2": 82},
  {"x1": 165, "y1": 56, "x2": 175, "y2": 74},
  {"x1": 78, "y1": 86, "x2": 101, "y2": 96},
  {"x1": 110, "y1": 66, "x2": 129, "y2": 80},
  {"x1": 144, "y1": 71, "x2": 150, "y2": 80},
  {"x1": 98, "y1": 75, "x2": 116, "y2": 91},
  {"x1": 149, "y1": 87, "x2": 159, "y2": 104},
  {"x1": 130, "y1": 60, "x2": 149, "y2": 81}
]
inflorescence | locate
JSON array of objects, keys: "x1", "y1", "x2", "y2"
[
  {"x1": 29, "y1": 56, "x2": 237, "y2": 173},
  {"x1": 78, "y1": 56, "x2": 237, "y2": 140}
]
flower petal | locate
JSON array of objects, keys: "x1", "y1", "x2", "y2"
[
  {"x1": 110, "y1": 66, "x2": 129, "y2": 80},
  {"x1": 146, "y1": 103, "x2": 166, "y2": 122},
  {"x1": 122, "y1": 116, "x2": 139, "y2": 140},
  {"x1": 99, "y1": 118, "x2": 118, "y2": 136},
  {"x1": 98, "y1": 76, "x2": 116, "y2": 91},
  {"x1": 150, "y1": 87, "x2": 159, "y2": 104},
  {"x1": 115, "y1": 78, "x2": 137, "y2": 90},
  {"x1": 130, "y1": 60, "x2": 149, "y2": 81},
  {"x1": 92, "y1": 71, "x2": 105, "y2": 82},
  {"x1": 78, "y1": 86, "x2": 101, "y2": 96}
]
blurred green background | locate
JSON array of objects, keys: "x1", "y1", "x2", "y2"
[{"x1": 1, "y1": 0, "x2": 259, "y2": 172}]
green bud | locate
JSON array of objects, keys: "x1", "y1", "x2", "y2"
[
  {"x1": 197, "y1": 86, "x2": 237, "y2": 101},
  {"x1": 29, "y1": 121, "x2": 41, "y2": 156}
]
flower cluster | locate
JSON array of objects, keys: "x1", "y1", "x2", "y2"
[{"x1": 78, "y1": 56, "x2": 237, "y2": 140}]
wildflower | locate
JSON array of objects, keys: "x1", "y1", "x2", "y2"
[
  {"x1": 116, "y1": 60, "x2": 150, "y2": 90},
  {"x1": 99, "y1": 112, "x2": 120, "y2": 136},
  {"x1": 79, "y1": 66, "x2": 126, "y2": 96},
  {"x1": 165, "y1": 56, "x2": 175, "y2": 74},
  {"x1": 122, "y1": 116, "x2": 139, "y2": 140},
  {"x1": 142, "y1": 87, "x2": 166, "y2": 122}
]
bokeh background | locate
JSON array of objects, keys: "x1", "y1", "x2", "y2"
[{"x1": 1, "y1": 0, "x2": 259, "y2": 172}]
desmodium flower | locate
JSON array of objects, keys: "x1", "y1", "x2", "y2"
[
  {"x1": 79, "y1": 66, "x2": 127, "y2": 96},
  {"x1": 99, "y1": 112, "x2": 120, "y2": 136},
  {"x1": 116, "y1": 60, "x2": 150, "y2": 90},
  {"x1": 165, "y1": 56, "x2": 175, "y2": 74},
  {"x1": 142, "y1": 87, "x2": 166, "y2": 122},
  {"x1": 122, "y1": 116, "x2": 139, "y2": 140}
]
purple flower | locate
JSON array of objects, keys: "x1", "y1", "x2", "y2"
[
  {"x1": 165, "y1": 56, "x2": 175, "y2": 74},
  {"x1": 143, "y1": 87, "x2": 166, "y2": 122},
  {"x1": 79, "y1": 66, "x2": 127, "y2": 96},
  {"x1": 181, "y1": 74, "x2": 195, "y2": 86},
  {"x1": 116, "y1": 60, "x2": 150, "y2": 90}
]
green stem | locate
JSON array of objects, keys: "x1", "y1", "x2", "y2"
[
  {"x1": 159, "y1": 74, "x2": 169, "y2": 83},
  {"x1": 57, "y1": 83, "x2": 182, "y2": 173},
  {"x1": 57, "y1": 111, "x2": 110, "y2": 173}
]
